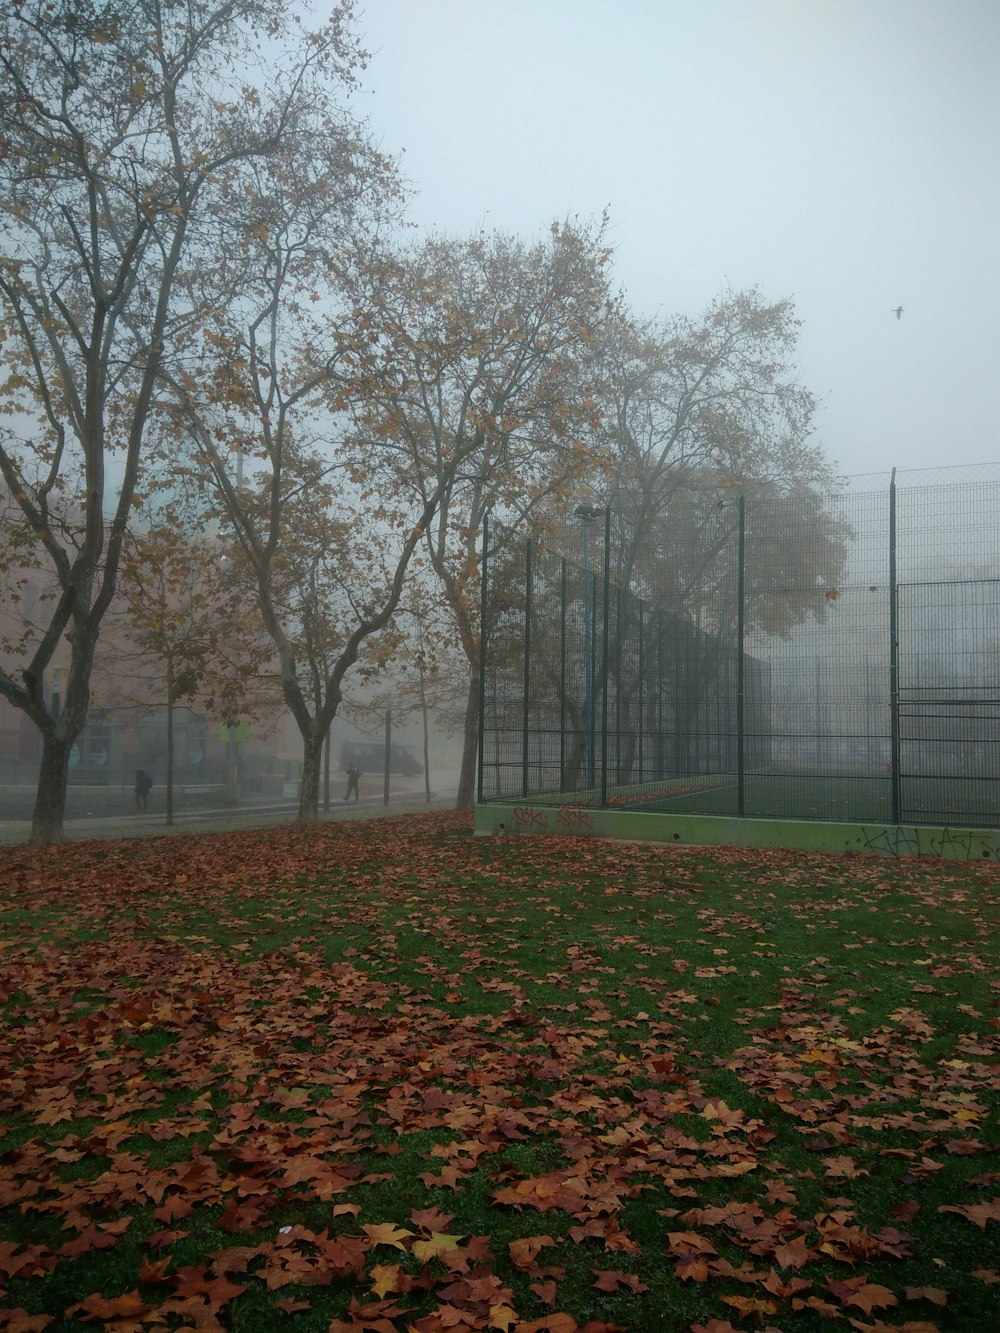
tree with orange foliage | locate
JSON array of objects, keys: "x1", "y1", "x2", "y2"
[
  {"x1": 0, "y1": 0, "x2": 392, "y2": 842},
  {"x1": 338, "y1": 221, "x2": 619, "y2": 808}
]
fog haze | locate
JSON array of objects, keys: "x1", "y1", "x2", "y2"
[{"x1": 356, "y1": 0, "x2": 1000, "y2": 478}]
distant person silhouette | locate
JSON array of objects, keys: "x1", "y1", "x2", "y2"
[
  {"x1": 892, "y1": 306, "x2": 903, "y2": 320},
  {"x1": 344, "y1": 764, "x2": 361, "y2": 802},
  {"x1": 134, "y1": 769, "x2": 152, "y2": 812}
]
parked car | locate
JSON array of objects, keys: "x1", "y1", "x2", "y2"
[{"x1": 339, "y1": 741, "x2": 423, "y2": 777}]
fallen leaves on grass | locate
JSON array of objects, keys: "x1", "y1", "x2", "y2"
[{"x1": 0, "y1": 812, "x2": 998, "y2": 1330}]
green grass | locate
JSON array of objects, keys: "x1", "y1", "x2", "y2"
[
  {"x1": 0, "y1": 812, "x2": 998, "y2": 1330},
  {"x1": 627, "y1": 769, "x2": 999, "y2": 826}
]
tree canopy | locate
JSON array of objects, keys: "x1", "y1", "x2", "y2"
[
  {"x1": 0, "y1": 5, "x2": 850, "y2": 839},
  {"x1": 588, "y1": 288, "x2": 846, "y2": 636},
  {"x1": 338, "y1": 221, "x2": 618, "y2": 806},
  {"x1": 0, "y1": 0, "x2": 393, "y2": 840}
]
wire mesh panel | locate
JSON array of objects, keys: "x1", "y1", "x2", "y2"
[
  {"x1": 894, "y1": 478, "x2": 1000, "y2": 826},
  {"x1": 479, "y1": 525, "x2": 529, "y2": 802},
  {"x1": 743, "y1": 487, "x2": 891, "y2": 822},
  {"x1": 612, "y1": 496, "x2": 740, "y2": 803},
  {"x1": 479, "y1": 470, "x2": 1000, "y2": 830},
  {"x1": 897, "y1": 580, "x2": 1000, "y2": 825}
]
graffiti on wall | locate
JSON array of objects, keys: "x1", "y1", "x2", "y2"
[
  {"x1": 511, "y1": 804, "x2": 597, "y2": 834},
  {"x1": 855, "y1": 824, "x2": 1000, "y2": 860},
  {"x1": 499, "y1": 807, "x2": 1000, "y2": 861},
  {"x1": 512, "y1": 805, "x2": 548, "y2": 831}
]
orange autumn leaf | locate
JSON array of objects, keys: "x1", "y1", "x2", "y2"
[
  {"x1": 827, "y1": 1276, "x2": 899, "y2": 1313},
  {"x1": 67, "y1": 1291, "x2": 150, "y2": 1321},
  {"x1": 509, "y1": 1235, "x2": 556, "y2": 1270},
  {"x1": 591, "y1": 1270, "x2": 649, "y2": 1294},
  {"x1": 411, "y1": 1231, "x2": 464, "y2": 1263},
  {"x1": 822, "y1": 1154, "x2": 868, "y2": 1179},
  {"x1": 530, "y1": 1279, "x2": 558, "y2": 1306},
  {"x1": 0, "y1": 1314, "x2": 55, "y2": 1333},
  {"x1": 675, "y1": 1256, "x2": 711, "y2": 1283},
  {"x1": 513, "y1": 1316, "x2": 577, "y2": 1333},
  {"x1": 772, "y1": 1235, "x2": 813, "y2": 1270},
  {"x1": 905, "y1": 1287, "x2": 949, "y2": 1306},
  {"x1": 719, "y1": 1293, "x2": 779, "y2": 1319},
  {"x1": 937, "y1": 1200, "x2": 1000, "y2": 1229},
  {"x1": 137, "y1": 1255, "x2": 172, "y2": 1286},
  {"x1": 369, "y1": 1262, "x2": 405, "y2": 1298},
  {"x1": 363, "y1": 1223, "x2": 415, "y2": 1251},
  {"x1": 845, "y1": 1324, "x2": 940, "y2": 1333},
  {"x1": 711, "y1": 1159, "x2": 758, "y2": 1178},
  {"x1": 666, "y1": 1232, "x2": 717, "y2": 1257}
]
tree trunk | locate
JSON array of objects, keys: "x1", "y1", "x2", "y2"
[
  {"x1": 225, "y1": 733, "x2": 240, "y2": 804},
  {"x1": 618, "y1": 688, "x2": 637, "y2": 785},
  {"x1": 166, "y1": 661, "x2": 175, "y2": 826},
  {"x1": 298, "y1": 731, "x2": 324, "y2": 821},
  {"x1": 418, "y1": 657, "x2": 431, "y2": 802},
  {"x1": 456, "y1": 675, "x2": 479, "y2": 811},
  {"x1": 383, "y1": 709, "x2": 391, "y2": 807},
  {"x1": 30, "y1": 731, "x2": 73, "y2": 844},
  {"x1": 561, "y1": 697, "x2": 587, "y2": 794}
]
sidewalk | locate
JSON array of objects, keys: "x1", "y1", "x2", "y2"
[{"x1": 0, "y1": 788, "x2": 459, "y2": 846}]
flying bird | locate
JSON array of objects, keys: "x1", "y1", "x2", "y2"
[{"x1": 892, "y1": 306, "x2": 903, "y2": 320}]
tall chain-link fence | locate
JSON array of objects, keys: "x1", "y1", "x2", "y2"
[{"x1": 479, "y1": 469, "x2": 1000, "y2": 828}]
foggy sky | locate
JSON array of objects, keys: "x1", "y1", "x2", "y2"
[{"x1": 353, "y1": 0, "x2": 1000, "y2": 481}]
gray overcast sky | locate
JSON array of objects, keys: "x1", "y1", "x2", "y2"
[{"x1": 352, "y1": 0, "x2": 1000, "y2": 480}]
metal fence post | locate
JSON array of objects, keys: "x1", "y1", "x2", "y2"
[
  {"x1": 559, "y1": 557, "x2": 567, "y2": 791},
  {"x1": 476, "y1": 510, "x2": 489, "y2": 806},
  {"x1": 575, "y1": 518, "x2": 587, "y2": 784},
  {"x1": 576, "y1": 509, "x2": 596, "y2": 788},
  {"x1": 615, "y1": 582, "x2": 623, "y2": 785},
  {"x1": 600, "y1": 506, "x2": 611, "y2": 807},
  {"x1": 522, "y1": 535, "x2": 532, "y2": 799},
  {"x1": 737, "y1": 492, "x2": 746, "y2": 817},
  {"x1": 655, "y1": 609, "x2": 663, "y2": 777},
  {"x1": 637, "y1": 602, "x2": 645, "y2": 783},
  {"x1": 888, "y1": 470, "x2": 901, "y2": 822}
]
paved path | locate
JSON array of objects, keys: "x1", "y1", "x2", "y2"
[{"x1": 0, "y1": 789, "x2": 460, "y2": 846}]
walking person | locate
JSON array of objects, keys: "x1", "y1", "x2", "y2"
[
  {"x1": 134, "y1": 769, "x2": 153, "y2": 813},
  {"x1": 344, "y1": 763, "x2": 361, "y2": 802}
]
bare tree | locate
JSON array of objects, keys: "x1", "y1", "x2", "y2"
[
  {"x1": 0, "y1": 0, "x2": 384, "y2": 842},
  {"x1": 191, "y1": 438, "x2": 416, "y2": 821},
  {"x1": 339, "y1": 221, "x2": 618, "y2": 808}
]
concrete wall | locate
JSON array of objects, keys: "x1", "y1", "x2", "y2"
[{"x1": 474, "y1": 801, "x2": 1000, "y2": 861}]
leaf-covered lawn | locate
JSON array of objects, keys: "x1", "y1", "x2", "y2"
[{"x1": 1, "y1": 814, "x2": 998, "y2": 1332}]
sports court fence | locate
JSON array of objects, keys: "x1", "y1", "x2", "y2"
[{"x1": 478, "y1": 467, "x2": 1000, "y2": 828}]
